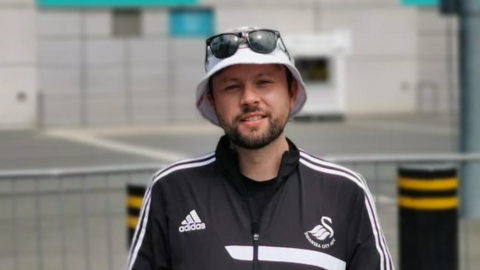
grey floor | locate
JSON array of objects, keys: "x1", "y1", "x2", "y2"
[{"x1": 0, "y1": 114, "x2": 458, "y2": 171}]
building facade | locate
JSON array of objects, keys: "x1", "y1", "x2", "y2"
[{"x1": 0, "y1": 0, "x2": 457, "y2": 128}]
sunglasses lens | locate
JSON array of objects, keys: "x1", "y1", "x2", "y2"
[
  {"x1": 248, "y1": 30, "x2": 277, "y2": 53},
  {"x1": 210, "y1": 34, "x2": 239, "y2": 58}
]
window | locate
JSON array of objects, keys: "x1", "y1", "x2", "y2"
[
  {"x1": 112, "y1": 9, "x2": 142, "y2": 37},
  {"x1": 295, "y1": 58, "x2": 330, "y2": 84},
  {"x1": 169, "y1": 8, "x2": 214, "y2": 38}
]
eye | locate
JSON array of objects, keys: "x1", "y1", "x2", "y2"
[
  {"x1": 224, "y1": 84, "x2": 240, "y2": 91},
  {"x1": 257, "y1": 80, "x2": 272, "y2": 86}
]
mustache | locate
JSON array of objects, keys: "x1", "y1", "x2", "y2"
[
  {"x1": 234, "y1": 106, "x2": 268, "y2": 122},
  {"x1": 243, "y1": 106, "x2": 261, "y2": 114}
]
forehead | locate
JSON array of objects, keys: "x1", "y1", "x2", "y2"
[{"x1": 213, "y1": 64, "x2": 284, "y2": 81}]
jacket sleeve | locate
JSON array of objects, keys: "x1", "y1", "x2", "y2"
[
  {"x1": 126, "y1": 181, "x2": 171, "y2": 270},
  {"x1": 346, "y1": 179, "x2": 395, "y2": 270}
]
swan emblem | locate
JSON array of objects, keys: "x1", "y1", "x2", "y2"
[
  {"x1": 307, "y1": 216, "x2": 334, "y2": 241},
  {"x1": 305, "y1": 216, "x2": 336, "y2": 249}
]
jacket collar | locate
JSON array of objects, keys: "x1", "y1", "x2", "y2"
[{"x1": 215, "y1": 135, "x2": 300, "y2": 193}]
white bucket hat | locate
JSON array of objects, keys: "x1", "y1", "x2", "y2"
[{"x1": 196, "y1": 26, "x2": 307, "y2": 126}]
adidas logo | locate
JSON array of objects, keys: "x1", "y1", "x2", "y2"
[{"x1": 178, "y1": 210, "x2": 206, "y2": 233}]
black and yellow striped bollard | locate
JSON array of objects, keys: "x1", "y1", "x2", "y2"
[
  {"x1": 126, "y1": 183, "x2": 147, "y2": 248},
  {"x1": 398, "y1": 165, "x2": 458, "y2": 270}
]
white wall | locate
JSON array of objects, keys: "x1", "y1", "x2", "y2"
[
  {"x1": 33, "y1": 0, "x2": 455, "y2": 127},
  {"x1": 0, "y1": 0, "x2": 38, "y2": 129},
  {"x1": 416, "y1": 8, "x2": 458, "y2": 114},
  {"x1": 0, "y1": 0, "x2": 457, "y2": 128},
  {"x1": 319, "y1": 1, "x2": 418, "y2": 114},
  {"x1": 211, "y1": 0, "x2": 419, "y2": 115},
  {"x1": 38, "y1": 9, "x2": 180, "y2": 126}
]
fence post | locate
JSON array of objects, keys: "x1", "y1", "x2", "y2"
[
  {"x1": 36, "y1": 91, "x2": 44, "y2": 130},
  {"x1": 126, "y1": 180, "x2": 148, "y2": 248},
  {"x1": 398, "y1": 164, "x2": 458, "y2": 270}
]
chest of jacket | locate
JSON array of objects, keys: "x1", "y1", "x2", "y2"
[{"x1": 159, "y1": 166, "x2": 355, "y2": 270}]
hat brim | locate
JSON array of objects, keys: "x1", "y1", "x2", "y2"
[{"x1": 196, "y1": 48, "x2": 307, "y2": 126}]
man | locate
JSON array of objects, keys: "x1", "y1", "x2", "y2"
[{"x1": 126, "y1": 27, "x2": 394, "y2": 270}]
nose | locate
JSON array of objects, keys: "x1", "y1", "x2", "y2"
[{"x1": 240, "y1": 83, "x2": 260, "y2": 106}]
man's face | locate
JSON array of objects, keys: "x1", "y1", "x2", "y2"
[{"x1": 209, "y1": 64, "x2": 298, "y2": 150}]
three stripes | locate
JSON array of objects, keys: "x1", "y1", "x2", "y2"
[
  {"x1": 182, "y1": 210, "x2": 202, "y2": 225},
  {"x1": 126, "y1": 151, "x2": 394, "y2": 270}
]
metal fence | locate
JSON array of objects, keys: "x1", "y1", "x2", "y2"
[
  {"x1": 329, "y1": 153, "x2": 480, "y2": 270},
  {"x1": 0, "y1": 165, "x2": 160, "y2": 270},
  {"x1": 1, "y1": 154, "x2": 479, "y2": 270}
]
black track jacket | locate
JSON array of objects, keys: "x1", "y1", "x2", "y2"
[{"x1": 126, "y1": 136, "x2": 394, "y2": 270}]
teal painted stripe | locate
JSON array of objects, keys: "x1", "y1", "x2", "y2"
[
  {"x1": 39, "y1": 0, "x2": 197, "y2": 7},
  {"x1": 169, "y1": 9, "x2": 214, "y2": 38},
  {"x1": 402, "y1": 0, "x2": 438, "y2": 6}
]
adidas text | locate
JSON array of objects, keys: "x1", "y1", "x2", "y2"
[
  {"x1": 179, "y1": 210, "x2": 206, "y2": 233},
  {"x1": 178, "y1": 223, "x2": 206, "y2": 232}
]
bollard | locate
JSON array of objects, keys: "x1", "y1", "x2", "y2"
[
  {"x1": 398, "y1": 165, "x2": 458, "y2": 270},
  {"x1": 126, "y1": 182, "x2": 147, "y2": 248}
]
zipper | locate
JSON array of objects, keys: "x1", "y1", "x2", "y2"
[
  {"x1": 252, "y1": 222, "x2": 260, "y2": 270},
  {"x1": 241, "y1": 176, "x2": 286, "y2": 270},
  {"x1": 248, "y1": 177, "x2": 286, "y2": 270}
]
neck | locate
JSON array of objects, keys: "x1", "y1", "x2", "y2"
[{"x1": 233, "y1": 134, "x2": 289, "y2": 181}]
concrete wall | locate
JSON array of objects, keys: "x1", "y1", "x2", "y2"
[
  {"x1": 33, "y1": 0, "x2": 456, "y2": 127},
  {"x1": 206, "y1": 0, "x2": 419, "y2": 115},
  {"x1": 319, "y1": 0, "x2": 418, "y2": 114},
  {"x1": 38, "y1": 9, "x2": 171, "y2": 126},
  {"x1": 0, "y1": 0, "x2": 38, "y2": 129},
  {"x1": 416, "y1": 8, "x2": 458, "y2": 114}
]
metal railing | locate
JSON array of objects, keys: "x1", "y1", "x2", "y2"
[
  {"x1": 0, "y1": 164, "x2": 161, "y2": 270},
  {"x1": 1, "y1": 154, "x2": 479, "y2": 270},
  {"x1": 328, "y1": 153, "x2": 480, "y2": 270}
]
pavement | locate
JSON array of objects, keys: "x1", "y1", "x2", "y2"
[
  {"x1": 0, "y1": 114, "x2": 458, "y2": 171},
  {"x1": 1, "y1": 113, "x2": 478, "y2": 270}
]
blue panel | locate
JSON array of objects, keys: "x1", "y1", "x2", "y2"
[
  {"x1": 39, "y1": 0, "x2": 197, "y2": 7},
  {"x1": 402, "y1": 0, "x2": 438, "y2": 5},
  {"x1": 169, "y1": 9, "x2": 214, "y2": 38},
  {"x1": 402, "y1": 0, "x2": 480, "y2": 7}
]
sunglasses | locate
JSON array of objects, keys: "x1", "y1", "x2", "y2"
[{"x1": 205, "y1": 29, "x2": 290, "y2": 70}]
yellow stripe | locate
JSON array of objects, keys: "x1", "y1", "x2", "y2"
[
  {"x1": 399, "y1": 197, "x2": 458, "y2": 210},
  {"x1": 127, "y1": 196, "x2": 144, "y2": 209},
  {"x1": 127, "y1": 216, "x2": 139, "y2": 229},
  {"x1": 398, "y1": 177, "x2": 458, "y2": 191}
]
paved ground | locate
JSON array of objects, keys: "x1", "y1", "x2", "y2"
[
  {"x1": 0, "y1": 114, "x2": 458, "y2": 171},
  {"x1": 1, "y1": 113, "x2": 478, "y2": 270}
]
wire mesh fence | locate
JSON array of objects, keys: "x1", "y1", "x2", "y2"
[
  {"x1": 0, "y1": 155, "x2": 479, "y2": 270},
  {"x1": 0, "y1": 165, "x2": 159, "y2": 270}
]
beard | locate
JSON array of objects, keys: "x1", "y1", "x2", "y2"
[{"x1": 219, "y1": 106, "x2": 289, "y2": 150}]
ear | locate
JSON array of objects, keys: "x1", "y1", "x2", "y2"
[
  {"x1": 207, "y1": 91, "x2": 215, "y2": 107},
  {"x1": 289, "y1": 80, "x2": 299, "y2": 110}
]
